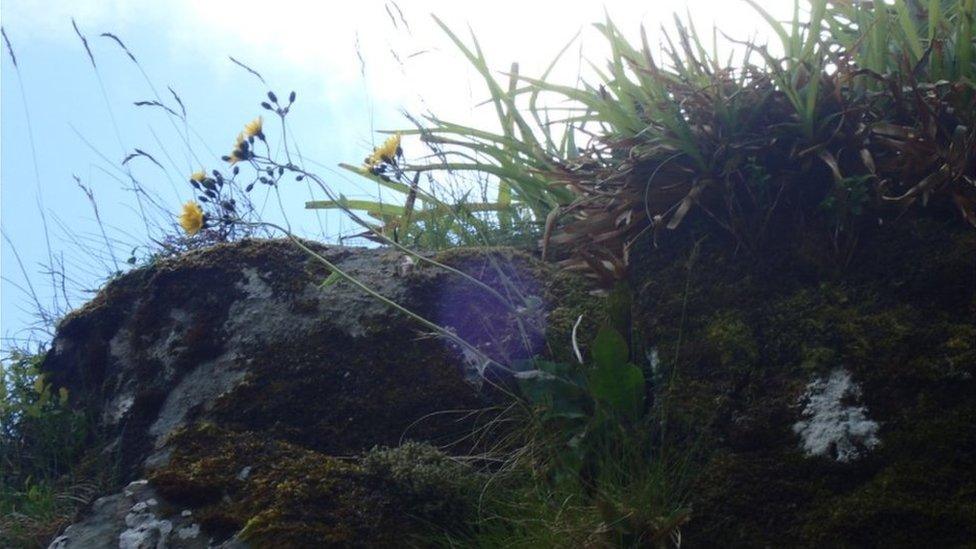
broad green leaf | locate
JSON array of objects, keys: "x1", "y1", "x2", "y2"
[
  {"x1": 588, "y1": 361, "x2": 645, "y2": 422},
  {"x1": 893, "y1": 0, "x2": 924, "y2": 61},
  {"x1": 517, "y1": 365, "x2": 588, "y2": 419},
  {"x1": 591, "y1": 326, "x2": 629, "y2": 370}
]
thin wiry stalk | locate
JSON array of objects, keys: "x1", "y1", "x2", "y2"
[
  {"x1": 1, "y1": 230, "x2": 53, "y2": 334},
  {"x1": 73, "y1": 177, "x2": 121, "y2": 273},
  {"x1": 2, "y1": 27, "x2": 61, "y2": 317}
]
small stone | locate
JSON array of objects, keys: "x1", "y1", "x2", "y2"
[
  {"x1": 175, "y1": 523, "x2": 201, "y2": 540},
  {"x1": 123, "y1": 479, "x2": 149, "y2": 497}
]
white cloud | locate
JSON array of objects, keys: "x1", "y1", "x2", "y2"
[{"x1": 4, "y1": 0, "x2": 795, "y2": 127}]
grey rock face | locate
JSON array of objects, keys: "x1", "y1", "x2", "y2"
[
  {"x1": 42, "y1": 241, "x2": 575, "y2": 546},
  {"x1": 42, "y1": 241, "x2": 552, "y2": 475},
  {"x1": 49, "y1": 480, "x2": 212, "y2": 549}
]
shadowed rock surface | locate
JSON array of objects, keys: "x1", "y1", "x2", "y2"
[
  {"x1": 628, "y1": 218, "x2": 976, "y2": 546},
  {"x1": 41, "y1": 221, "x2": 976, "y2": 547},
  {"x1": 42, "y1": 239, "x2": 595, "y2": 547}
]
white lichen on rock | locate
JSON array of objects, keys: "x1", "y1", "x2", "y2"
[
  {"x1": 49, "y1": 479, "x2": 210, "y2": 549},
  {"x1": 793, "y1": 368, "x2": 880, "y2": 462}
]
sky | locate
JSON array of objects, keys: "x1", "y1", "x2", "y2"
[{"x1": 0, "y1": 0, "x2": 793, "y2": 348}]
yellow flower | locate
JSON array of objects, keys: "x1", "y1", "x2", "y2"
[
  {"x1": 364, "y1": 133, "x2": 401, "y2": 167},
  {"x1": 378, "y1": 133, "x2": 401, "y2": 158},
  {"x1": 179, "y1": 201, "x2": 205, "y2": 235},
  {"x1": 190, "y1": 170, "x2": 207, "y2": 183},
  {"x1": 226, "y1": 133, "x2": 246, "y2": 164},
  {"x1": 243, "y1": 116, "x2": 263, "y2": 138}
]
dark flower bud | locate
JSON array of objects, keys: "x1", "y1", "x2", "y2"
[{"x1": 267, "y1": 91, "x2": 278, "y2": 103}]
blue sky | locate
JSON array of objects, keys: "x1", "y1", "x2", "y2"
[{"x1": 1, "y1": 0, "x2": 786, "y2": 348}]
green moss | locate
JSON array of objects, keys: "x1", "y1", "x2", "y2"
[
  {"x1": 150, "y1": 425, "x2": 482, "y2": 547},
  {"x1": 704, "y1": 310, "x2": 759, "y2": 367},
  {"x1": 544, "y1": 269, "x2": 607, "y2": 364},
  {"x1": 361, "y1": 442, "x2": 484, "y2": 529},
  {"x1": 802, "y1": 401, "x2": 976, "y2": 546},
  {"x1": 626, "y1": 218, "x2": 976, "y2": 546}
]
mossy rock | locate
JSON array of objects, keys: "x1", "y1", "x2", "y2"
[
  {"x1": 39, "y1": 238, "x2": 599, "y2": 485},
  {"x1": 628, "y1": 217, "x2": 976, "y2": 546},
  {"x1": 149, "y1": 425, "x2": 483, "y2": 547}
]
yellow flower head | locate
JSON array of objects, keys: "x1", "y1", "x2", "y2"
[
  {"x1": 179, "y1": 201, "x2": 205, "y2": 235},
  {"x1": 226, "y1": 133, "x2": 247, "y2": 164},
  {"x1": 378, "y1": 133, "x2": 401, "y2": 158},
  {"x1": 243, "y1": 116, "x2": 263, "y2": 138},
  {"x1": 190, "y1": 170, "x2": 207, "y2": 183},
  {"x1": 365, "y1": 133, "x2": 401, "y2": 167}
]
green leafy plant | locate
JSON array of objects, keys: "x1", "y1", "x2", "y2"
[
  {"x1": 1, "y1": 349, "x2": 97, "y2": 548},
  {"x1": 347, "y1": 0, "x2": 974, "y2": 281},
  {"x1": 508, "y1": 325, "x2": 689, "y2": 547},
  {"x1": 515, "y1": 326, "x2": 646, "y2": 477},
  {"x1": 0, "y1": 351, "x2": 87, "y2": 478},
  {"x1": 589, "y1": 327, "x2": 645, "y2": 423}
]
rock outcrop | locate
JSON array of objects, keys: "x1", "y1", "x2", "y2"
[
  {"x1": 41, "y1": 220, "x2": 976, "y2": 547},
  {"x1": 43, "y1": 239, "x2": 594, "y2": 547}
]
